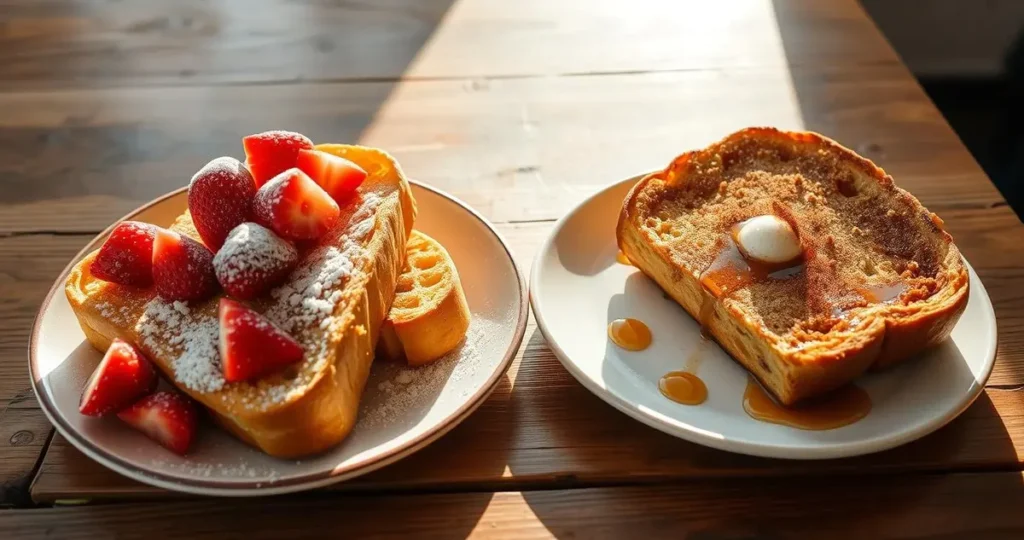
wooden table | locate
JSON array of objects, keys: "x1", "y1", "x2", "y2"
[{"x1": 3, "y1": 0, "x2": 1024, "y2": 537}]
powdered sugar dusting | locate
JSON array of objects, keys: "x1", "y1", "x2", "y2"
[
  {"x1": 149, "y1": 457, "x2": 274, "y2": 481},
  {"x1": 358, "y1": 318, "x2": 499, "y2": 428},
  {"x1": 189, "y1": 156, "x2": 250, "y2": 189},
  {"x1": 266, "y1": 193, "x2": 381, "y2": 341},
  {"x1": 213, "y1": 222, "x2": 297, "y2": 287},
  {"x1": 134, "y1": 192, "x2": 383, "y2": 410},
  {"x1": 136, "y1": 299, "x2": 224, "y2": 393}
]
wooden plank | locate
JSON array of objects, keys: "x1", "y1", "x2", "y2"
[
  {"x1": 0, "y1": 0, "x2": 896, "y2": 90},
  {"x1": 12, "y1": 472, "x2": 1024, "y2": 538},
  {"x1": 0, "y1": 234, "x2": 92, "y2": 505},
  {"x1": 0, "y1": 64, "x2": 1005, "y2": 234}
]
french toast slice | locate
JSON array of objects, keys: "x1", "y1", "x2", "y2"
[
  {"x1": 65, "y1": 145, "x2": 416, "y2": 458},
  {"x1": 618, "y1": 128, "x2": 969, "y2": 406},
  {"x1": 378, "y1": 230, "x2": 471, "y2": 366}
]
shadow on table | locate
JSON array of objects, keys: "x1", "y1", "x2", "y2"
[
  {"x1": 516, "y1": 379, "x2": 1023, "y2": 537},
  {"x1": 0, "y1": 0, "x2": 458, "y2": 208},
  {"x1": 514, "y1": 282, "x2": 1022, "y2": 535}
]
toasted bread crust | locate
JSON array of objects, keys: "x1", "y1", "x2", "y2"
[
  {"x1": 379, "y1": 230, "x2": 471, "y2": 366},
  {"x1": 618, "y1": 128, "x2": 969, "y2": 405},
  {"x1": 66, "y1": 145, "x2": 416, "y2": 458}
]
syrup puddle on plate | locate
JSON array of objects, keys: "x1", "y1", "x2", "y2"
[
  {"x1": 742, "y1": 378, "x2": 871, "y2": 430},
  {"x1": 608, "y1": 318, "x2": 652, "y2": 351},
  {"x1": 658, "y1": 371, "x2": 708, "y2": 405},
  {"x1": 658, "y1": 323, "x2": 711, "y2": 406}
]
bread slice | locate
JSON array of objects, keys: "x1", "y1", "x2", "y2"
[
  {"x1": 618, "y1": 128, "x2": 969, "y2": 405},
  {"x1": 378, "y1": 230, "x2": 471, "y2": 366},
  {"x1": 65, "y1": 145, "x2": 416, "y2": 458}
]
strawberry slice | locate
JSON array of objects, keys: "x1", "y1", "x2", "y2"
[
  {"x1": 117, "y1": 391, "x2": 197, "y2": 456},
  {"x1": 188, "y1": 157, "x2": 257, "y2": 250},
  {"x1": 79, "y1": 339, "x2": 158, "y2": 416},
  {"x1": 91, "y1": 221, "x2": 157, "y2": 287},
  {"x1": 218, "y1": 298, "x2": 303, "y2": 382},
  {"x1": 252, "y1": 168, "x2": 340, "y2": 241},
  {"x1": 242, "y1": 130, "x2": 314, "y2": 186},
  {"x1": 152, "y1": 228, "x2": 218, "y2": 302},
  {"x1": 213, "y1": 223, "x2": 299, "y2": 300},
  {"x1": 295, "y1": 149, "x2": 367, "y2": 202}
]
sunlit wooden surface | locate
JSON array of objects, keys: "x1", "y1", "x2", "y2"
[{"x1": 2, "y1": 0, "x2": 1024, "y2": 536}]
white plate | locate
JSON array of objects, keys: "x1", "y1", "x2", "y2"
[
  {"x1": 30, "y1": 182, "x2": 528, "y2": 496},
  {"x1": 530, "y1": 176, "x2": 997, "y2": 459}
]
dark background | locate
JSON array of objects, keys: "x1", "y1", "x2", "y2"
[{"x1": 864, "y1": 0, "x2": 1024, "y2": 219}]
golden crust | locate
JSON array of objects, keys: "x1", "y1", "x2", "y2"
[
  {"x1": 617, "y1": 127, "x2": 969, "y2": 405},
  {"x1": 378, "y1": 230, "x2": 471, "y2": 367},
  {"x1": 65, "y1": 145, "x2": 416, "y2": 458}
]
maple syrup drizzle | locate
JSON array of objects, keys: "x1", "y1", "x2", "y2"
[
  {"x1": 742, "y1": 378, "x2": 871, "y2": 430},
  {"x1": 616, "y1": 250, "x2": 632, "y2": 266},
  {"x1": 658, "y1": 371, "x2": 708, "y2": 405},
  {"x1": 657, "y1": 218, "x2": 803, "y2": 410},
  {"x1": 608, "y1": 318, "x2": 652, "y2": 351}
]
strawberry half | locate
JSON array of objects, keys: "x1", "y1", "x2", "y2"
[
  {"x1": 117, "y1": 391, "x2": 197, "y2": 456},
  {"x1": 242, "y1": 130, "x2": 314, "y2": 186},
  {"x1": 213, "y1": 223, "x2": 299, "y2": 300},
  {"x1": 79, "y1": 339, "x2": 158, "y2": 416},
  {"x1": 188, "y1": 157, "x2": 257, "y2": 250},
  {"x1": 152, "y1": 228, "x2": 218, "y2": 302},
  {"x1": 252, "y1": 168, "x2": 340, "y2": 241},
  {"x1": 91, "y1": 221, "x2": 157, "y2": 287},
  {"x1": 219, "y1": 298, "x2": 303, "y2": 382},
  {"x1": 295, "y1": 149, "x2": 367, "y2": 203}
]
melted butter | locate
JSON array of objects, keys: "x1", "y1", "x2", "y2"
[
  {"x1": 701, "y1": 225, "x2": 803, "y2": 300},
  {"x1": 742, "y1": 378, "x2": 871, "y2": 430},
  {"x1": 616, "y1": 250, "x2": 632, "y2": 265},
  {"x1": 608, "y1": 318, "x2": 652, "y2": 351},
  {"x1": 658, "y1": 371, "x2": 708, "y2": 405},
  {"x1": 858, "y1": 282, "x2": 907, "y2": 304}
]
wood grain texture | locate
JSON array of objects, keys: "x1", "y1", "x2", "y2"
[
  {"x1": 0, "y1": 234, "x2": 93, "y2": 505},
  {"x1": 0, "y1": 0, "x2": 896, "y2": 90},
  {"x1": 4, "y1": 0, "x2": 1024, "y2": 519},
  {"x1": 21, "y1": 214, "x2": 1024, "y2": 502},
  {"x1": 12, "y1": 472, "x2": 1024, "y2": 539},
  {"x1": 0, "y1": 65, "x2": 1004, "y2": 234}
]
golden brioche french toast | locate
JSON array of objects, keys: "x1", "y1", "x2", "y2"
[
  {"x1": 66, "y1": 144, "x2": 416, "y2": 458},
  {"x1": 378, "y1": 230, "x2": 471, "y2": 366},
  {"x1": 618, "y1": 128, "x2": 969, "y2": 406}
]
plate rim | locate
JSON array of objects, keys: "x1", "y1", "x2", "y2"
[
  {"x1": 529, "y1": 175, "x2": 998, "y2": 460},
  {"x1": 29, "y1": 180, "x2": 529, "y2": 496}
]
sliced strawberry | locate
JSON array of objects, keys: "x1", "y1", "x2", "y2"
[
  {"x1": 188, "y1": 157, "x2": 256, "y2": 250},
  {"x1": 91, "y1": 221, "x2": 157, "y2": 287},
  {"x1": 79, "y1": 339, "x2": 158, "y2": 416},
  {"x1": 213, "y1": 223, "x2": 298, "y2": 300},
  {"x1": 152, "y1": 228, "x2": 218, "y2": 302},
  {"x1": 242, "y1": 130, "x2": 314, "y2": 186},
  {"x1": 219, "y1": 298, "x2": 303, "y2": 382},
  {"x1": 295, "y1": 149, "x2": 367, "y2": 203},
  {"x1": 252, "y1": 168, "x2": 340, "y2": 241},
  {"x1": 117, "y1": 391, "x2": 197, "y2": 455}
]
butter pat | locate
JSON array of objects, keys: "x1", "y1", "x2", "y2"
[{"x1": 733, "y1": 215, "x2": 801, "y2": 265}]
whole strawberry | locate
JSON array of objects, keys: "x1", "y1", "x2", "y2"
[
  {"x1": 188, "y1": 157, "x2": 257, "y2": 250},
  {"x1": 214, "y1": 223, "x2": 299, "y2": 300}
]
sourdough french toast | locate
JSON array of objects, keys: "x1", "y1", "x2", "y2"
[
  {"x1": 65, "y1": 145, "x2": 416, "y2": 458},
  {"x1": 618, "y1": 128, "x2": 969, "y2": 406},
  {"x1": 378, "y1": 230, "x2": 471, "y2": 366}
]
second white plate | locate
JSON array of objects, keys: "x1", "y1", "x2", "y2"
[{"x1": 530, "y1": 176, "x2": 997, "y2": 459}]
